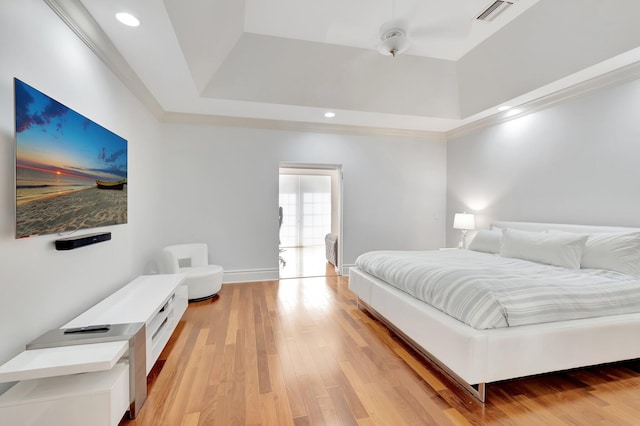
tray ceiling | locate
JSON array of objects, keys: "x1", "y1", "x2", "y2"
[{"x1": 48, "y1": 0, "x2": 640, "y2": 133}]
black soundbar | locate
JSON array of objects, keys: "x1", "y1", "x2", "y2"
[{"x1": 55, "y1": 232, "x2": 111, "y2": 250}]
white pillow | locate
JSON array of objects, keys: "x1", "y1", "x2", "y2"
[
  {"x1": 581, "y1": 232, "x2": 640, "y2": 277},
  {"x1": 500, "y1": 228, "x2": 588, "y2": 269},
  {"x1": 468, "y1": 229, "x2": 502, "y2": 254}
]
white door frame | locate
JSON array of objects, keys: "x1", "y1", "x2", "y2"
[{"x1": 279, "y1": 162, "x2": 344, "y2": 274}]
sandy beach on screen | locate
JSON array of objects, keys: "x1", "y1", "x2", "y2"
[{"x1": 16, "y1": 186, "x2": 127, "y2": 237}]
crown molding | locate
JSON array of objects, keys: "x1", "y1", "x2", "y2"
[
  {"x1": 160, "y1": 111, "x2": 447, "y2": 140},
  {"x1": 447, "y1": 59, "x2": 640, "y2": 139},
  {"x1": 44, "y1": 0, "x2": 164, "y2": 118}
]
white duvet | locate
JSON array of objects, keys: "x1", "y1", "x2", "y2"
[{"x1": 355, "y1": 249, "x2": 640, "y2": 329}]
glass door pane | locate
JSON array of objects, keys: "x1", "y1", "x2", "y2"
[{"x1": 279, "y1": 175, "x2": 331, "y2": 247}]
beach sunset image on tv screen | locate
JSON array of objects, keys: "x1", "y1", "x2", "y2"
[{"x1": 14, "y1": 78, "x2": 128, "y2": 238}]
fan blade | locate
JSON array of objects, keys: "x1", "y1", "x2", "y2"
[{"x1": 345, "y1": 49, "x2": 385, "y2": 72}]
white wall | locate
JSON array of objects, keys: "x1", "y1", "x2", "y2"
[
  {"x1": 140, "y1": 124, "x2": 447, "y2": 280},
  {"x1": 0, "y1": 0, "x2": 159, "y2": 391},
  {"x1": 447, "y1": 77, "x2": 640, "y2": 246}
]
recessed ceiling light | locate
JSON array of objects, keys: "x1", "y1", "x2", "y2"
[
  {"x1": 497, "y1": 105, "x2": 512, "y2": 112},
  {"x1": 116, "y1": 12, "x2": 140, "y2": 27},
  {"x1": 324, "y1": 112, "x2": 336, "y2": 118}
]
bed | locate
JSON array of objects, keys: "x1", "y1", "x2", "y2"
[{"x1": 349, "y1": 221, "x2": 640, "y2": 401}]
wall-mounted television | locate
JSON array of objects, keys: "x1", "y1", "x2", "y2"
[{"x1": 14, "y1": 78, "x2": 128, "y2": 238}]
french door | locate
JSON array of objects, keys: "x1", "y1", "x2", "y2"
[{"x1": 279, "y1": 174, "x2": 331, "y2": 248}]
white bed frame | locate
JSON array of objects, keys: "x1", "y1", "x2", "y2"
[{"x1": 349, "y1": 221, "x2": 640, "y2": 401}]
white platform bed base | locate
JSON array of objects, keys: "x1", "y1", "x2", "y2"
[
  {"x1": 356, "y1": 297, "x2": 487, "y2": 401},
  {"x1": 349, "y1": 221, "x2": 640, "y2": 402}
]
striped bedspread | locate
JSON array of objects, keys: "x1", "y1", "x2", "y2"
[{"x1": 355, "y1": 250, "x2": 640, "y2": 329}]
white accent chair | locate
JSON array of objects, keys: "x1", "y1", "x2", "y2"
[{"x1": 162, "y1": 243, "x2": 223, "y2": 302}]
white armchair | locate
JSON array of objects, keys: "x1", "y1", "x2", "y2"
[{"x1": 161, "y1": 243, "x2": 223, "y2": 302}]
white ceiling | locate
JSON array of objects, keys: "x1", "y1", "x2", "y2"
[{"x1": 52, "y1": 0, "x2": 640, "y2": 133}]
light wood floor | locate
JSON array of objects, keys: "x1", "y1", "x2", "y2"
[{"x1": 121, "y1": 275, "x2": 640, "y2": 425}]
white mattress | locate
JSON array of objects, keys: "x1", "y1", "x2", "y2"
[{"x1": 355, "y1": 249, "x2": 640, "y2": 329}]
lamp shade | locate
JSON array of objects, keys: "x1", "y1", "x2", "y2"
[{"x1": 453, "y1": 213, "x2": 475, "y2": 230}]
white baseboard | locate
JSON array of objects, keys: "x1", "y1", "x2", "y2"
[
  {"x1": 222, "y1": 268, "x2": 279, "y2": 284},
  {"x1": 340, "y1": 264, "x2": 356, "y2": 276},
  {"x1": 222, "y1": 265, "x2": 353, "y2": 284}
]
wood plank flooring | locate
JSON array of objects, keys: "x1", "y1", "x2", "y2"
[{"x1": 120, "y1": 275, "x2": 640, "y2": 425}]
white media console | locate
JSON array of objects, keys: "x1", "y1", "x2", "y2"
[{"x1": 0, "y1": 274, "x2": 188, "y2": 426}]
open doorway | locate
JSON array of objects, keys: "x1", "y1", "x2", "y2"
[{"x1": 278, "y1": 164, "x2": 342, "y2": 279}]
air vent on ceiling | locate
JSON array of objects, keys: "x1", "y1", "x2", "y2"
[{"x1": 476, "y1": 0, "x2": 514, "y2": 22}]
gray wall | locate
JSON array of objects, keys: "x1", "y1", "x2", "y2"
[
  {"x1": 447, "y1": 77, "x2": 640, "y2": 247},
  {"x1": 141, "y1": 124, "x2": 447, "y2": 280}
]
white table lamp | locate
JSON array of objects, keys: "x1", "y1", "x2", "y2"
[{"x1": 453, "y1": 213, "x2": 475, "y2": 249}]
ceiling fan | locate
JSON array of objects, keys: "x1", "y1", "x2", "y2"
[
  {"x1": 375, "y1": 0, "x2": 475, "y2": 58},
  {"x1": 377, "y1": 22, "x2": 410, "y2": 58}
]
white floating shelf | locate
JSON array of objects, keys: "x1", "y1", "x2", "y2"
[{"x1": 0, "y1": 341, "x2": 127, "y2": 383}]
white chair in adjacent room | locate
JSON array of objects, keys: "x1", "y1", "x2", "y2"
[{"x1": 161, "y1": 243, "x2": 223, "y2": 302}]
